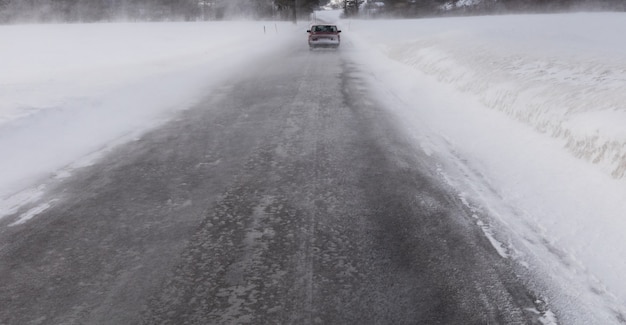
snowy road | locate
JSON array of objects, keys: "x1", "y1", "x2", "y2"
[{"x1": 0, "y1": 40, "x2": 548, "y2": 324}]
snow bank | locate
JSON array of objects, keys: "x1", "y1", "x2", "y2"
[
  {"x1": 0, "y1": 21, "x2": 298, "y2": 200},
  {"x1": 344, "y1": 13, "x2": 626, "y2": 324},
  {"x1": 348, "y1": 13, "x2": 626, "y2": 179}
]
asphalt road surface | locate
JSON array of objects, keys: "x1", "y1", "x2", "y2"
[{"x1": 0, "y1": 42, "x2": 546, "y2": 324}]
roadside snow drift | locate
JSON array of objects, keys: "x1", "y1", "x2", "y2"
[
  {"x1": 339, "y1": 12, "x2": 626, "y2": 325},
  {"x1": 348, "y1": 13, "x2": 626, "y2": 179}
]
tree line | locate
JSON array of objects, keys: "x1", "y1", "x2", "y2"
[
  {"x1": 348, "y1": 0, "x2": 626, "y2": 17},
  {"x1": 0, "y1": 0, "x2": 324, "y2": 23},
  {"x1": 1, "y1": 0, "x2": 624, "y2": 23}
]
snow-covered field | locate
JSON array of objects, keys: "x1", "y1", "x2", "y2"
[
  {"x1": 0, "y1": 20, "x2": 299, "y2": 215},
  {"x1": 1, "y1": 10, "x2": 626, "y2": 324}
]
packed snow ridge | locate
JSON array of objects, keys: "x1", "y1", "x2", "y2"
[{"x1": 349, "y1": 13, "x2": 626, "y2": 179}]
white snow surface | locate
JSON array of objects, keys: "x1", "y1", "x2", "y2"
[
  {"x1": 0, "y1": 20, "x2": 297, "y2": 199},
  {"x1": 2, "y1": 11, "x2": 626, "y2": 324}
]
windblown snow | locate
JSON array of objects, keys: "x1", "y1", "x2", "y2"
[
  {"x1": 1, "y1": 10, "x2": 626, "y2": 325},
  {"x1": 0, "y1": 21, "x2": 298, "y2": 200}
]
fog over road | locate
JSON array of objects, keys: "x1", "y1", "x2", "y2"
[{"x1": 0, "y1": 43, "x2": 545, "y2": 324}]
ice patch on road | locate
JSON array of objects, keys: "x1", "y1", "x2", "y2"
[
  {"x1": 539, "y1": 310, "x2": 559, "y2": 325},
  {"x1": 526, "y1": 304, "x2": 559, "y2": 325},
  {"x1": 9, "y1": 199, "x2": 56, "y2": 226},
  {"x1": 475, "y1": 217, "x2": 509, "y2": 259},
  {"x1": 0, "y1": 185, "x2": 45, "y2": 221},
  {"x1": 459, "y1": 188, "x2": 511, "y2": 259}
]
